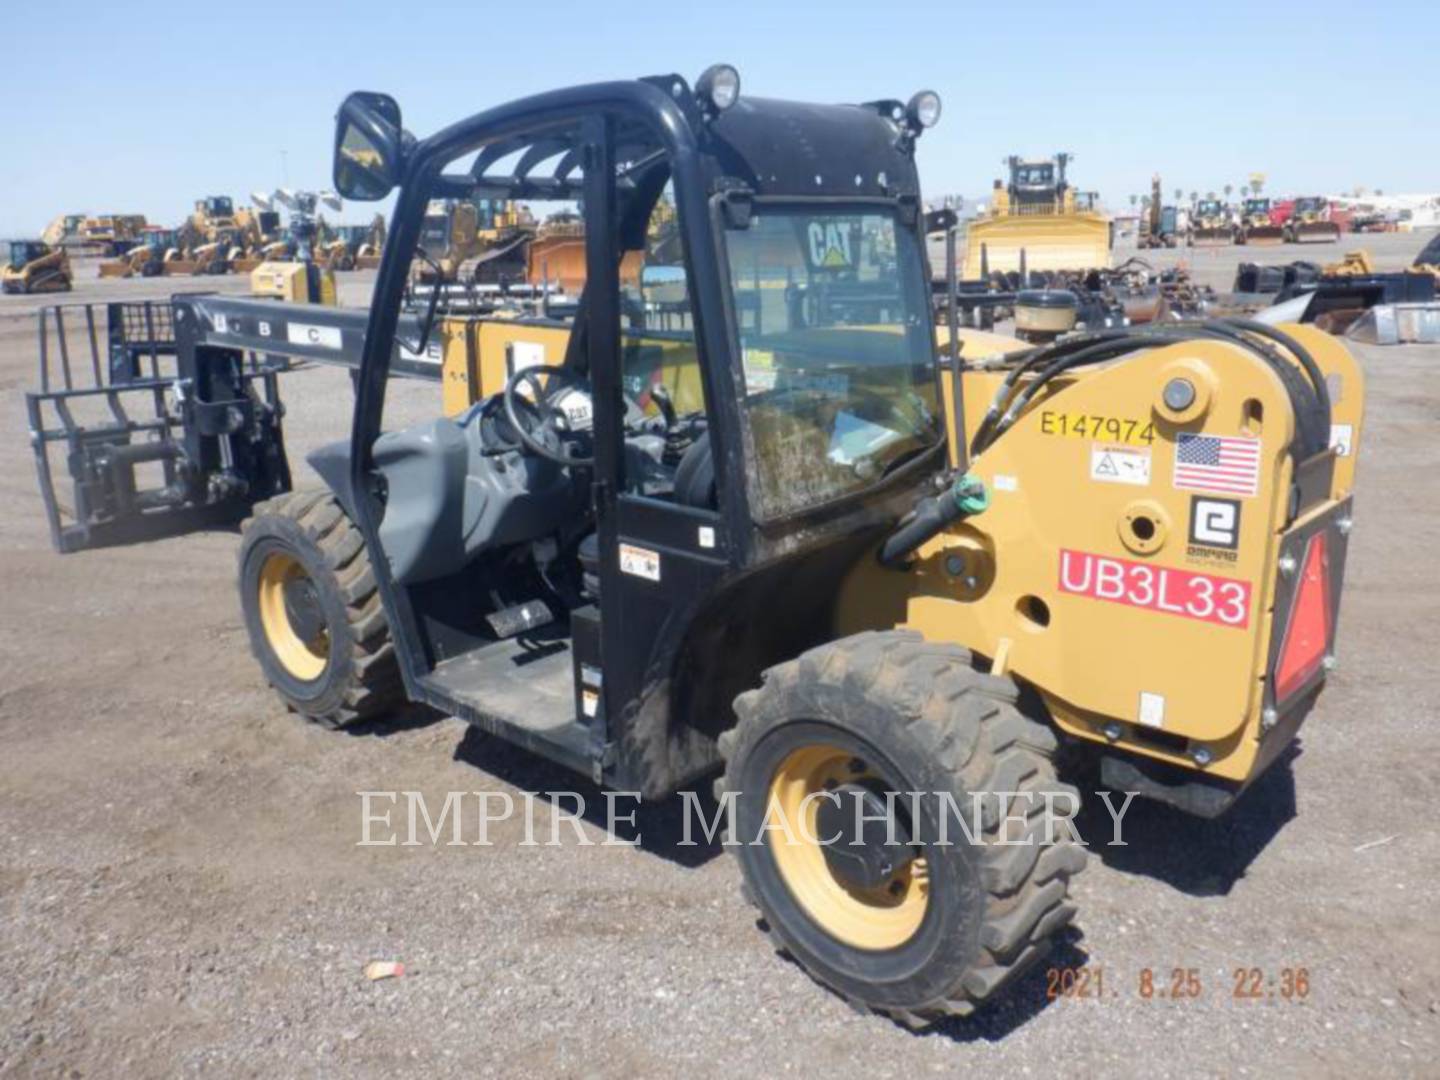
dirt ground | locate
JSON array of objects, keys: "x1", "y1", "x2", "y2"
[{"x1": 2, "y1": 233, "x2": 1438, "y2": 1078}]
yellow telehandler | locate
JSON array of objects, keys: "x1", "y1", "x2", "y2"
[{"x1": 25, "y1": 68, "x2": 1365, "y2": 1032}]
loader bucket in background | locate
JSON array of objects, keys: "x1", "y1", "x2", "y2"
[
  {"x1": 1244, "y1": 226, "x2": 1286, "y2": 246},
  {"x1": 963, "y1": 212, "x2": 1111, "y2": 276},
  {"x1": 1191, "y1": 227, "x2": 1234, "y2": 247},
  {"x1": 1292, "y1": 222, "x2": 1342, "y2": 244},
  {"x1": 25, "y1": 300, "x2": 292, "y2": 553}
]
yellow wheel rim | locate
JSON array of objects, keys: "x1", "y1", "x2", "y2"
[
  {"x1": 766, "y1": 744, "x2": 929, "y2": 951},
  {"x1": 256, "y1": 551, "x2": 329, "y2": 681}
]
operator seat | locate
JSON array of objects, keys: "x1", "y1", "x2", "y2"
[{"x1": 578, "y1": 431, "x2": 715, "y2": 598}]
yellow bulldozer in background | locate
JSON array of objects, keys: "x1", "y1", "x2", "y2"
[
  {"x1": 3, "y1": 240, "x2": 73, "y2": 294},
  {"x1": 1285, "y1": 197, "x2": 1341, "y2": 244},
  {"x1": 964, "y1": 154, "x2": 1111, "y2": 277},
  {"x1": 1237, "y1": 197, "x2": 1283, "y2": 245},
  {"x1": 1187, "y1": 198, "x2": 1236, "y2": 246},
  {"x1": 413, "y1": 198, "x2": 536, "y2": 285}
]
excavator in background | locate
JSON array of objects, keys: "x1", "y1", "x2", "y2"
[
  {"x1": 1187, "y1": 198, "x2": 1236, "y2": 246},
  {"x1": 1137, "y1": 175, "x2": 1177, "y2": 249},
  {"x1": 1285, "y1": 197, "x2": 1341, "y2": 244},
  {"x1": 963, "y1": 153, "x2": 1111, "y2": 275},
  {"x1": 1237, "y1": 196, "x2": 1283, "y2": 245},
  {"x1": 2, "y1": 240, "x2": 73, "y2": 294}
]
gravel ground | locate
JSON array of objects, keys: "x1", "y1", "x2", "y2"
[{"x1": 1, "y1": 234, "x2": 1438, "y2": 1077}]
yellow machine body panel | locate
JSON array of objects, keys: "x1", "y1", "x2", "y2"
[
  {"x1": 838, "y1": 324, "x2": 1364, "y2": 786},
  {"x1": 435, "y1": 318, "x2": 706, "y2": 418},
  {"x1": 249, "y1": 262, "x2": 337, "y2": 305}
]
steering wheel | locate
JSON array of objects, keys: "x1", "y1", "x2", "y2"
[{"x1": 503, "y1": 364, "x2": 595, "y2": 466}]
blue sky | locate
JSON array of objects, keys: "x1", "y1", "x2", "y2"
[{"x1": 1, "y1": 0, "x2": 1431, "y2": 234}]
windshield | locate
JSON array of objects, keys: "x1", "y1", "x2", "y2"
[
  {"x1": 9, "y1": 242, "x2": 33, "y2": 270},
  {"x1": 724, "y1": 206, "x2": 941, "y2": 519},
  {"x1": 1198, "y1": 200, "x2": 1222, "y2": 215},
  {"x1": 1245, "y1": 199, "x2": 1269, "y2": 214},
  {"x1": 1013, "y1": 165, "x2": 1054, "y2": 187},
  {"x1": 1295, "y1": 198, "x2": 1324, "y2": 213}
]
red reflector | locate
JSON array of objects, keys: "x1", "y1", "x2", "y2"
[{"x1": 1274, "y1": 533, "x2": 1332, "y2": 702}]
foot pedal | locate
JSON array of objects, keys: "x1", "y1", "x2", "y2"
[{"x1": 485, "y1": 599, "x2": 555, "y2": 639}]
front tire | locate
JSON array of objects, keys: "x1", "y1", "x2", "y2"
[
  {"x1": 718, "y1": 631, "x2": 1085, "y2": 1026},
  {"x1": 238, "y1": 491, "x2": 401, "y2": 727}
]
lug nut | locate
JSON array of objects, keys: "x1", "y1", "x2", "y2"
[
  {"x1": 1278, "y1": 554, "x2": 1298, "y2": 577},
  {"x1": 1162, "y1": 377, "x2": 1196, "y2": 411},
  {"x1": 1337, "y1": 517, "x2": 1353, "y2": 535},
  {"x1": 944, "y1": 554, "x2": 966, "y2": 577},
  {"x1": 1322, "y1": 655, "x2": 1338, "y2": 672},
  {"x1": 1261, "y1": 706, "x2": 1279, "y2": 732},
  {"x1": 1190, "y1": 745, "x2": 1213, "y2": 767},
  {"x1": 1102, "y1": 722, "x2": 1123, "y2": 742}
]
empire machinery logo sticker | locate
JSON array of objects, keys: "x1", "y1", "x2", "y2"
[{"x1": 1187, "y1": 496, "x2": 1242, "y2": 563}]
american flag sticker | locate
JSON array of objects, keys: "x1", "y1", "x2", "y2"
[{"x1": 1173, "y1": 433, "x2": 1262, "y2": 497}]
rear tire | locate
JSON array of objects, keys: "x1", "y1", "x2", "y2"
[
  {"x1": 717, "y1": 630, "x2": 1085, "y2": 1026},
  {"x1": 238, "y1": 490, "x2": 401, "y2": 728}
]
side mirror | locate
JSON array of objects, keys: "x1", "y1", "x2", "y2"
[{"x1": 333, "y1": 92, "x2": 405, "y2": 201}]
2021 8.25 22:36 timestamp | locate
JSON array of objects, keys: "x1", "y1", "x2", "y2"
[{"x1": 1046, "y1": 966, "x2": 1312, "y2": 1003}]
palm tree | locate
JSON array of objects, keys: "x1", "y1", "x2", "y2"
[
  {"x1": 1206, "y1": 190, "x2": 1217, "y2": 200},
  {"x1": 1129, "y1": 194, "x2": 1138, "y2": 209},
  {"x1": 1224, "y1": 183, "x2": 1233, "y2": 201},
  {"x1": 1240, "y1": 183, "x2": 1250, "y2": 199},
  {"x1": 1174, "y1": 187, "x2": 1183, "y2": 203},
  {"x1": 1189, "y1": 190, "x2": 1198, "y2": 204}
]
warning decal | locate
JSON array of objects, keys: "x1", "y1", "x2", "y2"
[
  {"x1": 1090, "y1": 444, "x2": 1151, "y2": 486},
  {"x1": 619, "y1": 543, "x2": 661, "y2": 582},
  {"x1": 1058, "y1": 548, "x2": 1251, "y2": 628}
]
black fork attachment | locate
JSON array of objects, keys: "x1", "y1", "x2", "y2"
[{"x1": 25, "y1": 299, "x2": 292, "y2": 552}]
